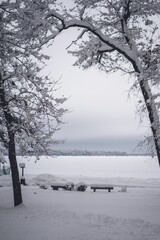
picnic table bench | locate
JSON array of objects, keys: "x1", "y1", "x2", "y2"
[
  {"x1": 51, "y1": 182, "x2": 74, "y2": 191},
  {"x1": 51, "y1": 183, "x2": 67, "y2": 190},
  {"x1": 90, "y1": 184, "x2": 114, "y2": 192}
]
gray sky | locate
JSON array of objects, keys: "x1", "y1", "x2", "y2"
[{"x1": 43, "y1": 30, "x2": 149, "y2": 152}]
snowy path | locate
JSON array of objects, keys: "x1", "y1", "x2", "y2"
[{"x1": 0, "y1": 186, "x2": 160, "y2": 240}]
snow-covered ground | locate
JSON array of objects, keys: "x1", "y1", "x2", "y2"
[
  {"x1": 1, "y1": 156, "x2": 160, "y2": 240},
  {"x1": 1, "y1": 174, "x2": 160, "y2": 240}
]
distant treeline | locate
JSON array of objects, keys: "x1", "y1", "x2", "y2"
[
  {"x1": 4, "y1": 149, "x2": 149, "y2": 157},
  {"x1": 53, "y1": 150, "x2": 128, "y2": 156},
  {"x1": 48, "y1": 150, "x2": 149, "y2": 156}
]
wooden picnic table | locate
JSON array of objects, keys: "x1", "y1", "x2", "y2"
[
  {"x1": 90, "y1": 184, "x2": 114, "y2": 192},
  {"x1": 51, "y1": 182, "x2": 74, "y2": 191},
  {"x1": 51, "y1": 183, "x2": 67, "y2": 190}
]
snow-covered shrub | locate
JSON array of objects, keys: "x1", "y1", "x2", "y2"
[
  {"x1": 65, "y1": 182, "x2": 74, "y2": 191},
  {"x1": 119, "y1": 186, "x2": 127, "y2": 192},
  {"x1": 33, "y1": 174, "x2": 57, "y2": 186},
  {"x1": 39, "y1": 183, "x2": 48, "y2": 189},
  {"x1": 75, "y1": 182, "x2": 87, "y2": 192}
]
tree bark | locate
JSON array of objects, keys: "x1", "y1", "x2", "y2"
[
  {"x1": 8, "y1": 128, "x2": 23, "y2": 206},
  {"x1": 0, "y1": 74, "x2": 23, "y2": 206},
  {"x1": 139, "y1": 78, "x2": 160, "y2": 165}
]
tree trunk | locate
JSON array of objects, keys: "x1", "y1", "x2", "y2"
[
  {"x1": 139, "y1": 77, "x2": 160, "y2": 165},
  {"x1": 0, "y1": 73, "x2": 23, "y2": 206},
  {"x1": 8, "y1": 129, "x2": 23, "y2": 206}
]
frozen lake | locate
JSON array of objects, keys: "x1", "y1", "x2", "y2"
[{"x1": 14, "y1": 155, "x2": 160, "y2": 179}]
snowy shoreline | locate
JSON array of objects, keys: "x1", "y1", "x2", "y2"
[{"x1": 1, "y1": 173, "x2": 160, "y2": 189}]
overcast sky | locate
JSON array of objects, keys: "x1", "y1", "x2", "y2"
[{"x1": 43, "y1": 29, "x2": 150, "y2": 153}]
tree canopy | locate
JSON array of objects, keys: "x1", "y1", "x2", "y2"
[
  {"x1": 0, "y1": 0, "x2": 67, "y2": 206},
  {"x1": 0, "y1": 0, "x2": 67, "y2": 157}
]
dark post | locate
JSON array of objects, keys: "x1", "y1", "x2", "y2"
[{"x1": 19, "y1": 163, "x2": 26, "y2": 185}]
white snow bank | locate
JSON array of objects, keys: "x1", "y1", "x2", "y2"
[
  {"x1": 1, "y1": 173, "x2": 160, "y2": 189},
  {"x1": 33, "y1": 173, "x2": 57, "y2": 186}
]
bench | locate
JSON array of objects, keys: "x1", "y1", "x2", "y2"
[
  {"x1": 90, "y1": 184, "x2": 114, "y2": 192},
  {"x1": 51, "y1": 183, "x2": 66, "y2": 191},
  {"x1": 51, "y1": 182, "x2": 74, "y2": 191}
]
